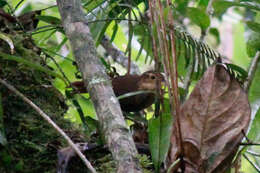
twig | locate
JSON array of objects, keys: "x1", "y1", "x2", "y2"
[
  {"x1": 42, "y1": 52, "x2": 70, "y2": 86},
  {"x1": 14, "y1": 0, "x2": 24, "y2": 11},
  {"x1": 0, "y1": 78, "x2": 97, "y2": 173},
  {"x1": 239, "y1": 142, "x2": 260, "y2": 146},
  {"x1": 86, "y1": 18, "x2": 146, "y2": 25},
  {"x1": 243, "y1": 153, "x2": 260, "y2": 172},
  {"x1": 165, "y1": 0, "x2": 184, "y2": 171},
  {"x1": 167, "y1": 158, "x2": 180, "y2": 173},
  {"x1": 247, "y1": 150, "x2": 260, "y2": 157},
  {"x1": 239, "y1": 130, "x2": 260, "y2": 145},
  {"x1": 199, "y1": 0, "x2": 215, "y2": 41},
  {"x1": 127, "y1": 9, "x2": 132, "y2": 74},
  {"x1": 206, "y1": 0, "x2": 215, "y2": 16},
  {"x1": 244, "y1": 51, "x2": 260, "y2": 93},
  {"x1": 149, "y1": 6, "x2": 162, "y2": 118}
]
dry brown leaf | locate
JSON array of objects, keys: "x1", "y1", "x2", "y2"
[{"x1": 169, "y1": 64, "x2": 250, "y2": 173}]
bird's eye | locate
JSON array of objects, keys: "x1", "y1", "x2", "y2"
[{"x1": 151, "y1": 75, "x2": 156, "y2": 80}]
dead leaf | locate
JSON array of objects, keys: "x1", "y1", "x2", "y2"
[{"x1": 169, "y1": 64, "x2": 250, "y2": 173}]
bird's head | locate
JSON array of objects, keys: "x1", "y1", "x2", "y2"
[{"x1": 138, "y1": 71, "x2": 165, "y2": 91}]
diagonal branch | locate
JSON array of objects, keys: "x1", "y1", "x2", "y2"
[
  {"x1": 0, "y1": 78, "x2": 97, "y2": 173},
  {"x1": 56, "y1": 0, "x2": 142, "y2": 172}
]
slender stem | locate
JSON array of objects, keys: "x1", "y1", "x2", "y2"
[
  {"x1": 0, "y1": 78, "x2": 97, "y2": 173},
  {"x1": 165, "y1": 0, "x2": 184, "y2": 171},
  {"x1": 243, "y1": 154, "x2": 260, "y2": 172},
  {"x1": 244, "y1": 51, "x2": 260, "y2": 93},
  {"x1": 127, "y1": 9, "x2": 132, "y2": 74},
  {"x1": 148, "y1": 0, "x2": 161, "y2": 117},
  {"x1": 247, "y1": 150, "x2": 260, "y2": 157}
]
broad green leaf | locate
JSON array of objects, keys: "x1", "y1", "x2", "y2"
[
  {"x1": 110, "y1": 22, "x2": 118, "y2": 43},
  {"x1": 213, "y1": 1, "x2": 260, "y2": 16},
  {"x1": 246, "y1": 21, "x2": 260, "y2": 33},
  {"x1": 163, "y1": 7, "x2": 170, "y2": 23},
  {"x1": 247, "y1": 99, "x2": 260, "y2": 141},
  {"x1": 148, "y1": 113, "x2": 173, "y2": 172},
  {"x1": 84, "y1": 0, "x2": 104, "y2": 12},
  {"x1": 198, "y1": 0, "x2": 209, "y2": 7},
  {"x1": 186, "y1": 7, "x2": 210, "y2": 30},
  {"x1": 65, "y1": 91, "x2": 88, "y2": 132},
  {"x1": 246, "y1": 32, "x2": 260, "y2": 57},
  {"x1": 249, "y1": 63, "x2": 260, "y2": 103},
  {"x1": 233, "y1": 22, "x2": 250, "y2": 69}
]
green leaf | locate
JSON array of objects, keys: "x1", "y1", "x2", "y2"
[
  {"x1": 148, "y1": 113, "x2": 173, "y2": 172},
  {"x1": 249, "y1": 63, "x2": 260, "y2": 102},
  {"x1": 225, "y1": 63, "x2": 248, "y2": 81},
  {"x1": 0, "y1": 52, "x2": 67, "y2": 84},
  {"x1": 209, "y1": 28, "x2": 220, "y2": 45},
  {"x1": 213, "y1": 1, "x2": 260, "y2": 16},
  {"x1": 247, "y1": 99, "x2": 260, "y2": 141},
  {"x1": 36, "y1": 15, "x2": 61, "y2": 25},
  {"x1": 186, "y1": 7, "x2": 210, "y2": 30},
  {"x1": 110, "y1": 22, "x2": 118, "y2": 43},
  {"x1": 246, "y1": 32, "x2": 260, "y2": 57},
  {"x1": 246, "y1": 21, "x2": 260, "y2": 33},
  {"x1": 0, "y1": 0, "x2": 7, "y2": 8}
]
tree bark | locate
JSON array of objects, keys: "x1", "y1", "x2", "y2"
[{"x1": 56, "y1": 1, "x2": 142, "y2": 172}]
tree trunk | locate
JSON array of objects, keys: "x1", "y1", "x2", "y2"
[{"x1": 56, "y1": 1, "x2": 142, "y2": 172}]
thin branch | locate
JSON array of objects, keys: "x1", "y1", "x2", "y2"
[
  {"x1": 86, "y1": 18, "x2": 146, "y2": 25},
  {"x1": 243, "y1": 154, "x2": 260, "y2": 172},
  {"x1": 239, "y1": 142, "x2": 260, "y2": 146},
  {"x1": 127, "y1": 9, "x2": 132, "y2": 74},
  {"x1": 148, "y1": 2, "x2": 161, "y2": 117},
  {"x1": 0, "y1": 78, "x2": 97, "y2": 173},
  {"x1": 43, "y1": 52, "x2": 71, "y2": 86},
  {"x1": 244, "y1": 51, "x2": 260, "y2": 93},
  {"x1": 247, "y1": 150, "x2": 260, "y2": 157},
  {"x1": 165, "y1": 0, "x2": 184, "y2": 171},
  {"x1": 206, "y1": 0, "x2": 215, "y2": 16},
  {"x1": 14, "y1": 0, "x2": 24, "y2": 11}
]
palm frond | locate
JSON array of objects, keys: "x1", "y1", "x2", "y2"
[{"x1": 83, "y1": 0, "x2": 248, "y2": 83}]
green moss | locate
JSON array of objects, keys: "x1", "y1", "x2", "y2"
[{"x1": 0, "y1": 28, "x2": 85, "y2": 173}]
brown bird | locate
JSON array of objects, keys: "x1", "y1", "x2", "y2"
[{"x1": 71, "y1": 71, "x2": 164, "y2": 112}]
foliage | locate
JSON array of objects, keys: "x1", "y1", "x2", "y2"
[
  {"x1": 0, "y1": 26, "x2": 86, "y2": 173},
  {"x1": 0, "y1": 0, "x2": 260, "y2": 172}
]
